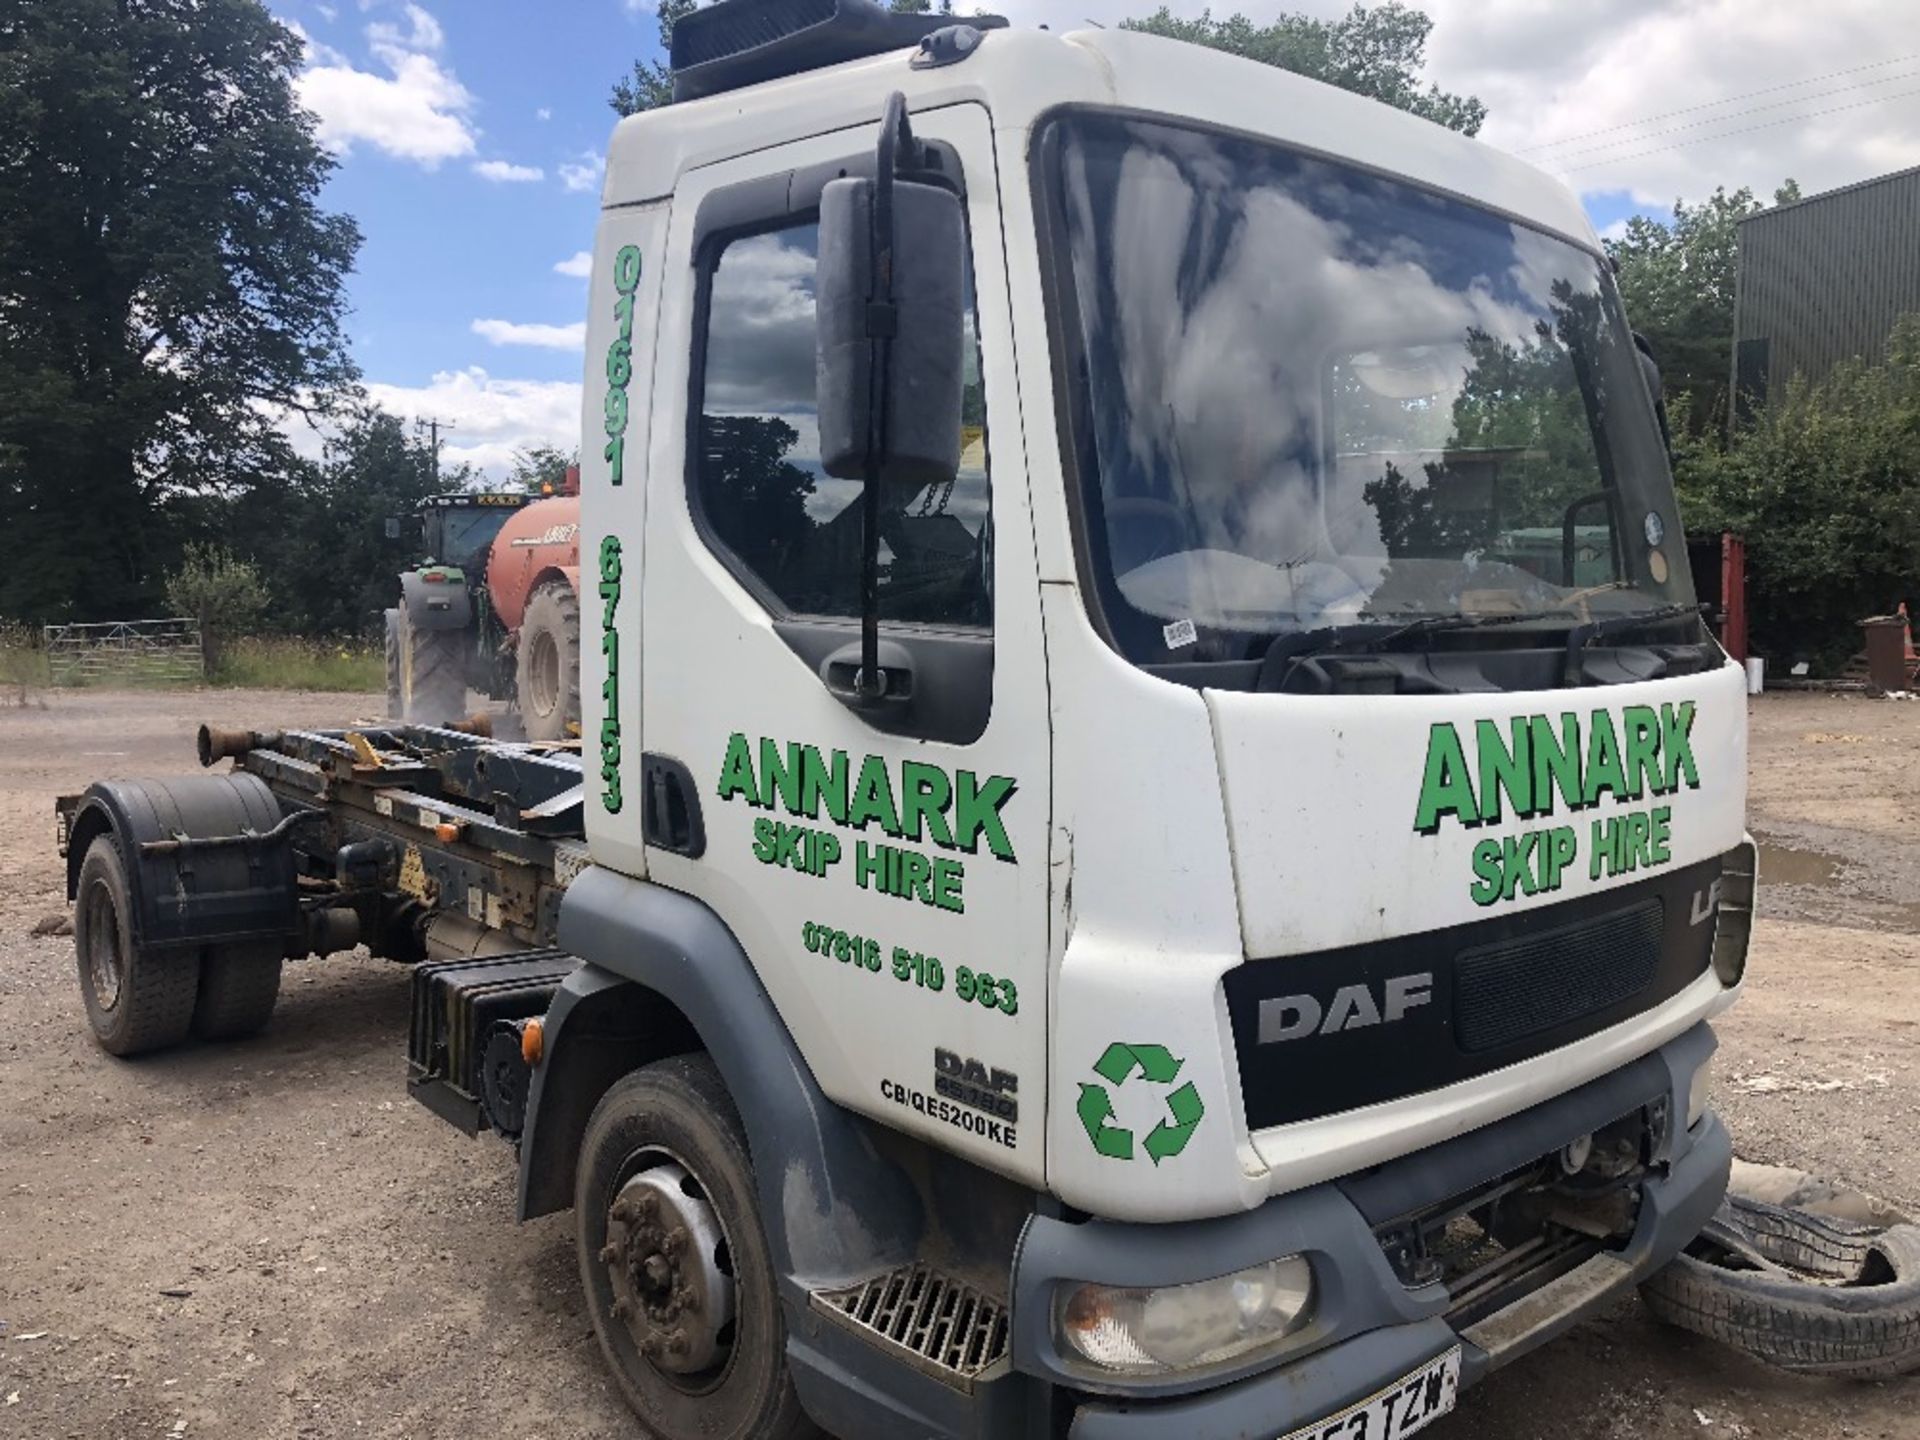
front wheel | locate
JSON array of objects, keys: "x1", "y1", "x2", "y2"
[{"x1": 576, "y1": 1055, "x2": 815, "y2": 1440}]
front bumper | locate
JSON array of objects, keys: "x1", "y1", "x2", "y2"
[{"x1": 1012, "y1": 1024, "x2": 1728, "y2": 1439}]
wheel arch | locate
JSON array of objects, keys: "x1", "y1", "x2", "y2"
[
  {"x1": 518, "y1": 866, "x2": 924, "y2": 1288},
  {"x1": 62, "y1": 775, "x2": 296, "y2": 953}
]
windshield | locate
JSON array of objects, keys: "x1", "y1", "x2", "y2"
[{"x1": 1040, "y1": 113, "x2": 1694, "y2": 667}]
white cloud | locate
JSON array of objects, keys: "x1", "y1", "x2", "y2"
[
  {"x1": 1598, "y1": 216, "x2": 1632, "y2": 243},
  {"x1": 315, "y1": 2, "x2": 338, "y2": 20},
  {"x1": 471, "y1": 317, "x2": 589, "y2": 350},
  {"x1": 536, "y1": 106, "x2": 553, "y2": 122},
  {"x1": 363, "y1": 368, "x2": 582, "y2": 480},
  {"x1": 1411, "y1": 0, "x2": 1920, "y2": 205},
  {"x1": 295, "y1": 3, "x2": 476, "y2": 167},
  {"x1": 554, "y1": 250, "x2": 594, "y2": 278},
  {"x1": 559, "y1": 151, "x2": 604, "y2": 194},
  {"x1": 366, "y1": 3, "x2": 443, "y2": 57},
  {"x1": 986, "y1": 2, "x2": 1920, "y2": 207},
  {"x1": 473, "y1": 159, "x2": 544, "y2": 183},
  {"x1": 287, "y1": 21, "x2": 348, "y2": 68}
]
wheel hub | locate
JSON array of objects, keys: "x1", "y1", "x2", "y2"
[
  {"x1": 83, "y1": 882, "x2": 122, "y2": 1011},
  {"x1": 600, "y1": 1162, "x2": 734, "y2": 1376},
  {"x1": 528, "y1": 631, "x2": 559, "y2": 716}
]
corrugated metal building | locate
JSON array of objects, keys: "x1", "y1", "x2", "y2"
[{"x1": 1730, "y1": 164, "x2": 1920, "y2": 420}]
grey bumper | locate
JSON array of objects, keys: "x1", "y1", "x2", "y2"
[{"x1": 1011, "y1": 1024, "x2": 1728, "y2": 1440}]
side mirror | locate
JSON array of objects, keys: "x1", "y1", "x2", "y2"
[
  {"x1": 815, "y1": 161, "x2": 965, "y2": 487},
  {"x1": 813, "y1": 92, "x2": 966, "y2": 707}
]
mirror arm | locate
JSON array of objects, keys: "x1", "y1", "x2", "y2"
[{"x1": 856, "y1": 92, "x2": 919, "y2": 702}]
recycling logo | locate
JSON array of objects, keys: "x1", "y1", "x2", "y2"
[{"x1": 1076, "y1": 1042, "x2": 1206, "y2": 1165}]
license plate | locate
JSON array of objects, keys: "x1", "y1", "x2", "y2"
[{"x1": 1277, "y1": 1347, "x2": 1461, "y2": 1440}]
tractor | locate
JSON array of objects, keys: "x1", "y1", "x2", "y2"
[{"x1": 384, "y1": 469, "x2": 581, "y2": 740}]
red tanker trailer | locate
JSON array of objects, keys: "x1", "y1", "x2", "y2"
[{"x1": 384, "y1": 468, "x2": 582, "y2": 741}]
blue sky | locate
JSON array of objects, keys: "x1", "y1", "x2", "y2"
[{"x1": 279, "y1": 0, "x2": 1920, "y2": 476}]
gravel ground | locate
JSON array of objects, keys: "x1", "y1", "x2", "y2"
[{"x1": 0, "y1": 686, "x2": 1915, "y2": 1439}]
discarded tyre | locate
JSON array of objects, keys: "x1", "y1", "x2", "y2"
[{"x1": 1643, "y1": 1193, "x2": 1920, "y2": 1378}]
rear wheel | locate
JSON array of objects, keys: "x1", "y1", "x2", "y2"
[
  {"x1": 192, "y1": 941, "x2": 283, "y2": 1040},
  {"x1": 576, "y1": 1055, "x2": 814, "y2": 1440},
  {"x1": 73, "y1": 838, "x2": 201, "y2": 1056},
  {"x1": 401, "y1": 611, "x2": 468, "y2": 726},
  {"x1": 517, "y1": 582, "x2": 581, "y2": 742}
]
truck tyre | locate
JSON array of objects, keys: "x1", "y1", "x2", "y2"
[
  {"x1": 192, "y1": 942, "x2": 283, "y2": 1041},
  {"x1": 576, "y1": 1055, "x2": 816, "y2": 1440},
  {"x1": 402, "y1": 612, "x2": 468, "y2": 726},
  {"x1": 517, "y1": 581, "x2": 580, "y2": 742},
  {"x1": 73, "y1": 837, "x2": 202, "y2": 1056},
  {"x1": 384, "y1": 608, "x2": 403, "y2": 719},
  {"x1": 1642, "y1": 1194, "x2": 1920, "y2": 1377}
]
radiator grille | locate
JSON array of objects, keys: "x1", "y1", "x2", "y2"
[
  {"x1": 1453, "y1": 899, "x2": 1664, "y2": 1053},
  {"x1": 812, "y1": 1264, "x2": 1009, "y2": 1390}
]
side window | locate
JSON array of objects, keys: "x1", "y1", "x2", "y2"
[{"x1": 695, "y1": 220, "x2": 992, "y2": 627}]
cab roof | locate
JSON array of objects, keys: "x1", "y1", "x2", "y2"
[{"x1": 602, "y1": 26, "x2": 1597, "y2": 251}]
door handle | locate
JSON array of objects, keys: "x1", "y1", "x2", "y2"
[
  {"x1": 819, "y1": 638, "x2": 915, "y2": 711},
  {"x1": 641, "y1": 754, "x2": 706, "y2": 858}
]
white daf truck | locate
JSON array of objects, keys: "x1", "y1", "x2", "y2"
[{"x1": 58, "y1": 2, "x2": 1756, "y2": 1436}]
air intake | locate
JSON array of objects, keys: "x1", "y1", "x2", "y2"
[{"x1": 671, "y1": 0, "x2": 1006, "y2": 102}]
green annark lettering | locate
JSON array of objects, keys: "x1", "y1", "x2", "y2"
[{"x1": 1415, "y1": 701, "x2": 1708, "y2": 835}]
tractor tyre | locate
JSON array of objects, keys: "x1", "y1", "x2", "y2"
[
  {"x1": 192, "y1": 941, "x2": 283, "y2": 1041},
  {"x1": 73, "y1": 837, "x2": 202, "y2": 1057},
  {"x1": 517, "y1": 581, "x2": 581, "y2": 743},
  {"x1": 384, "y1": 608, "x2": 403, "y2": 719},
  {"x1": 402, "y1": 612, "x2": 468, "y2": 726}
]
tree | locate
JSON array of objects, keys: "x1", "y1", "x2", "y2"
[
  {"x1": 222, "y1": 408, "x2": 444, "y2": 636},
  {"x1": 1674, "y1": 315, "x2": 1920, "y2": 670},
  {"x1": 508, "y1": 444, "x2": 579, "y2": 495},
  {"x1": 164, "y1": 544, "x2": 269, "y2": 674},
  {"x1": 1605, "y1": 182, "x2": 1798, "y2": 437},
  {"x1": 0, "y1": 0, "x2": 361, "y2": 624},
  {"x1": 613, "y1": 0, "x2": 953, "y2": 115},
  {"x1": 1120, "y1": 4, "x2": 1486, "y2": 134}
]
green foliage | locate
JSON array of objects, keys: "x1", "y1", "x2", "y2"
[
  {"x1": 0, "y1": 0, "x2": 361, "y2": 624},
  {"x1": 1120, "y1": 4, "x2": 1486, "y2": 134},
  {"x1": 611, "y1": 0, "x2": 699, "y2": 115},
  {"x1": 165, "y1": 544, "x2": 270, "y2": 635},
  {"x1": 224, "y1": 409, "x2": 444, "y2": 636},
  {"x1": 212, "y1": 635, "x2": 383, "y2": 691},
  {"x1": 1674, "y1": 316, "x2": 1920, "y2": 671},
  {"x1": 1605, "y1": 182, "x2": 1798, "y2": 438},
  {"x1": 509, "y1": 444, "x2": 580, "y2": 494}
]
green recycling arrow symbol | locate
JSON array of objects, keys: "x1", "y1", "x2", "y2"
[{"x1": 1076, "y1": 1042, "x2": 1207, "y2": 1165}]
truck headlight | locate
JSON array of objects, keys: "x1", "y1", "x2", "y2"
[
  {"x1": 1712, "y1": 841, "x2": 1757, "y2": 986},
  {"x1": 1055, "y1": 1256, "x2": 1314, "y2": 1376},
  {"x1": 1687, "y1": 1056, "x2": 1713, "y2": 1130}
]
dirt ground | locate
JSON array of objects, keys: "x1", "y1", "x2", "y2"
[{"x1": 1, "y1": 687, "x2": 1916, "y2": 1439}]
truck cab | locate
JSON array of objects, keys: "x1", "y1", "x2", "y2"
[
  {"x1": 539, "y1": 3, "x2": 1753, "y2": 1433},
  {"x1": 59, "y1": 3, "x2": 1756, "y2": 1437}
]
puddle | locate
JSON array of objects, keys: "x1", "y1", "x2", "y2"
[{"x1": 1755, "y1": 837, "x2": 1844, "y2": 888}]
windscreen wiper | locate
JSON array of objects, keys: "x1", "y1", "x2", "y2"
[
  {"x1": 1562, "y1": 602, "x2": 1708, "y2": 684},
  {"x1": 1257, "y1": 611, "x2": 1536, "y2": 690}
]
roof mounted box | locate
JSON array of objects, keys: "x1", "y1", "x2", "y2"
[{"x1": 670, "y1": 0, "x2": 1006, "y2": 102}]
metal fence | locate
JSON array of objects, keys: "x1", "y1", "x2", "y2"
[{"x1": 42, "y1": 618, "x2": 205, "y2": 686}]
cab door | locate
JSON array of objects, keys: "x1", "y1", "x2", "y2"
[{"x1": 638, "y1": 104, "x2": 1051, "y2": 1185}]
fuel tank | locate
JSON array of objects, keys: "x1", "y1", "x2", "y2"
[{"x1": 485, "y1": 494, "x2": 580, "y2": 631}]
